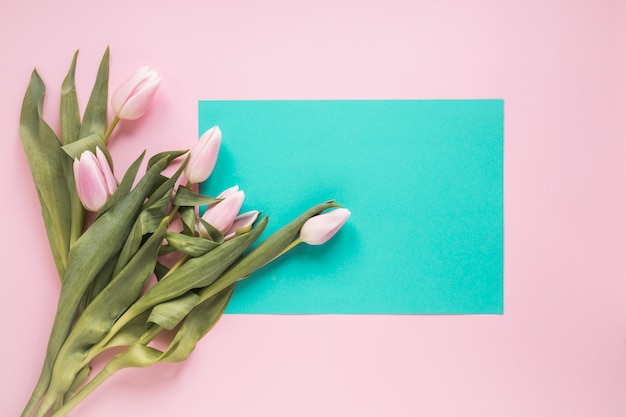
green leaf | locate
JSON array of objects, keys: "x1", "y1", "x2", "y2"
[
  {"x1": 157, "y1": 244, "x2": 177, "y2": 256},
  {"x1": 137, "y1": 192, "x2": 171, "y2": 235},
  {"x1": 179, "y1": 206, "x2": 196, "y2": 236},
  {"x1": 61, "y1": 147, "x2": 86, "y2": 249},
  {"x1": 59, "y1": 51, "x2": 89, "y2": 248},
  {"x1": 173, "y1": 186, "x2": 221, "y2": 207},
  {"x1": 79, "y1": 47, "x2": 109, "y2": 139},
  {"x1": 20, "y1": 69, "x2": 74, "y2": 278},
  {"x1": 107, "y1": 344, "x2": 164, "y2": 371},
  {"x1": 19, "y1": 69, "x2": 82, "y2": 417},
  {"x1": 82, "y1": 259, "x2": 116, "y2": 309},
  {"x1": 164, "y1": 232, "x2": 220, "y2": 257},
  {"x1": 197, "y1": 218, "x2": 224, "y2": 243},
  {"x1": 104, "y1": 311, "x2": 151, "y2": 349},
  {"x1": 148, "y1": 292, "x2": 201, "y2": 330},
  {"x1": 147, "y1": 149, "x2": 187, "y2": 170},
  {"x1": 160, "y1": 285, "x2": 234, "y2": 363},
  {"x1": 137, "y1": 157, "x2": 187, "y2": 235},
  {"x1": 60, "y1": 50, "x2": 81, "y2": 144},
  {"x1": 61, "y1": 133, "x2": 113, "y2": 168},
  {"x1": 64, "y1": 365, "x2": 91, "y2": 401},
  {"x1": 111, "y1": 219, "x2": 144, "y2": 277}
]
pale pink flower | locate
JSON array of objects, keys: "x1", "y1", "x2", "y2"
[
  {"x1": 200, "y1": 186, "x2": 245, "y2": 236},
  {"x1": 185, "y1": 126, "x2": 222, "y2": 184},
  {"x1": 299, "y1": 208, "x2": 351, "y2": 245},
  {"x1": 73, "y1": 148, "x2": 117, "y2": 212},
  {"x1": 111, "y1": 67, "x2": 162, "y2": 120}
]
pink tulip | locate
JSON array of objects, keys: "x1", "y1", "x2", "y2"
[
  {"x1": 185, "y1": 126, "x2": 222, "y2": 184},
  {"x1": 200, "y1": 186, "x2": 245, "y2": 236},
  {"x1": 73, "y1": 147, "x2": 117, "y2": 212},
  {"x1": 111, "y1": 67, "x2": 162, "y2": 120},
  {"x1": 299, "y1": 208, "x2": 351, "y2": 245},
  {"x1": 224, "y1": 210, "x2": 259, "y2": 240}
]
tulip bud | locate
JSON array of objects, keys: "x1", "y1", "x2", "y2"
[
  {"x1": 299, "y1": 208, "x2": 351, "y2": 245},
  {"x1": 200, "y1": 186, "x2": 245, "y2": 236},
  {"x1": 224, "y1": 210, "x2": 259, "y2": 240},
  {"x1": 111, "y1": 67, "x2": 162, "y2": 120},
  {"x1": 185, "y1": 126, "x2": 222, "y2": 184},
  {"x1": 73, "y1": 147, "x2": 117, "y2": 212}
]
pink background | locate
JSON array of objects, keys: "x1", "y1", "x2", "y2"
[{"x1": 1, "y1": 0, "x2": 625, "y2": 415}]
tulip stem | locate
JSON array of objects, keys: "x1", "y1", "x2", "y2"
[
  {"x1": 102, "y1": 116, "x2": 120, "y2": 145},
  {"x1": 137, "y1": 324, "x2": 165, "y2": 346},
  {"x1": 50, "y1": 365, "x2": 114, "y2": 417},
  {"x1": 266, "y1": 237, "x2": 302, "y2": 265}
]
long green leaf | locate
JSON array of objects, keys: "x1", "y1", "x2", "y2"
[
  {"x1": 162, "y1": 285, "x2": 235, "y2": 363},
  {"x1": 82, "y1": 259, "x2": 116, "y2": 310},
  {"x1": 197, "y1": 217, "x2": 225, "y2": 243},
  {"x1": 179, "y1": 206, "x2": 196, "y2": 235},
  {"x1": 62, "y1": 154, "x2": 86, "y2": 250},
  {"x1": 164, "y1": 232, "x2": 221, "y2": 257},
  {"x1": 148, "y1": 292, "x2": 202, "y2": 331},
  {"x1": 103, "y1": 311, "x2": 152, "y2": 349},
  {"x1": 147, "y1": 149, "x2": 187, "y2": 169},
  {"x1": 60, "y1": 50, "x2": 81, "y2": 144},
  {"x1": 62, "y1": 134, "x2": 111, "y2": 164},
  {"x1": 19, "y1": 69, "x2": 74, "y2": 279},
  {"x1": 173, "y1": 186, "x2": 221, "y2": 206},
  {"x1": 79, "y1": 47, "x2": 109, "y2": 139},
  {"x1": 60, "y1": 51, "x2": 86, "y2": 248}
]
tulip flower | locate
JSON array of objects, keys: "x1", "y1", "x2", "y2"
[
  {"x1": 185, "y1": 126, "x2": 222, "y2": 184},
  {"x1": 200, "y1": 186, "x2": 245, "y2": 236},
  {"x1": 111, "y1": 67, "x2": 162, "y2": 121},
  {"x1": 299, "y1": 208, "x2": 351, "y2": 245},
  {"x1": 73, "y1": 148, "x2": 117, "y2": 212},
  {"x1": 224, "y1": 210, "x2": 259, "y2": 240}
]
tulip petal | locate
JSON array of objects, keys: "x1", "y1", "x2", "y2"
[
  {"x1": 201, "y1": 189, "x2": 245, "y2": 235},
  {"x1": 216, "y1": 185, "x2": 239, "y2": 199},
  {"x1": 111, "y1": 66, "x2": 150, "y2": 113},
  {"x1": 95, "y1": 147, "x2": 117, "y2": 195},
  {"x1": 75, "y1": 151, "x2": 110, "y2": 211},
  {"x1": 111, "y1": 67, "x2": 161, "y2": 120},
  {"x1": 116, "y1": 76, "x2": 162, "y2": 120},
  {"x1": 185, "y1": 126, "x2": 222, "y2": 184},
  {"x1": 299, "y1": 208, "x2": 351, "y2": 245},
  {"x1": 225, "y1": 210, "x2": 259, "y2": 240}
]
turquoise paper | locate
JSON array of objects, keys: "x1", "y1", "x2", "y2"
[{"x1": 199, "y1": 100, "x2": 503, "y2": 314}]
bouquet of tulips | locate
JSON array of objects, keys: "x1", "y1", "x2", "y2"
[{"x1": 19, "y1": 48, "x2": 350, "y2": 417}]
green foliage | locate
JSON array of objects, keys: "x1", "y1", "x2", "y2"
[{"x1": 19, "y1": 48, "x2": 349, "y2": 417}]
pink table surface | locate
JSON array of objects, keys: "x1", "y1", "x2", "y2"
[{"x1": 1, "y1": 0, "x2": 625, "y2": 416}]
